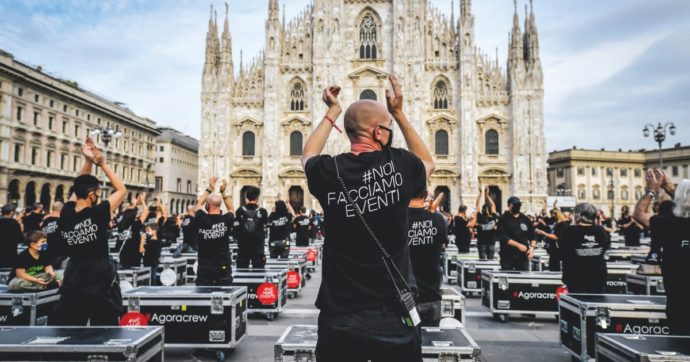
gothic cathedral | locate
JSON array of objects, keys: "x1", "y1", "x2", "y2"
[{"x1": 199, "y1": 0, "x2": 547, "y2": 213}]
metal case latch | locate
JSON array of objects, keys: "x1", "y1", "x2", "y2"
[
  {"x1": 128, "y1": 297, "x2": 140, "y2": 312},
  {"x1": 595, "y1": 307, "x2": 611, "y2": 329},
  {"x1": 498, "y1": 277, "x2": 509, "y2": 291},
  {"x1": 11, "y1": 297, "x2": 23, "y2": 317},
  {"x1": 211, "y1": 296, "x2": 224, "y2": 315}
]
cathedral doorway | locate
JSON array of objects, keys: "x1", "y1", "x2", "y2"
[
  {"x1": 487, "y1": 186, "x2": 502, "y2": 213},
  {"x1": 288, "y1": 186, "x2": 304, "y2": 211},
  {"x1": 8, "y1": 179, "x2": 20, "y2": 206},
  {"x1": 434, "y1": 186, "x2": 451, "y2": 213},
  {"x1": 40, "y1": 183, "x2": 51, "y2": 210},
  {"x1": 24, "y1": 181, "x2": 36, "y2": 208}
]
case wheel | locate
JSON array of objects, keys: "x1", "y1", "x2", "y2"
[
  {"x1": 493, "y1": 313, "x2": 508, "y2": 323},
  {"x1": 216, "y1": 350, "x2": 225, "y2": 362},
  {"x1": 266, "y1": 312, "x2": 276, "y2": 321},
  {"x1": 306, "y1": 273, "x2": 312, "y2": 280}
]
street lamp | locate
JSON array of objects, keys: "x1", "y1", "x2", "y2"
[
  {"x1": 90, "y1": 127, "x2": 122, "y2": 195},
  {"x1": 643, "y1": 122, "x2": 676, "y2": 169}
]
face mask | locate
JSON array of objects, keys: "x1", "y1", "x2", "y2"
[
  {"x1": 37, "y1": 243, "x2": 48, "y2": 252},
  {"x1": 511, "y1": 204, "x2": 522, "y2": 214},
  {"x1": 373, "y1": 125, "x2": 393, "y2": 148}
]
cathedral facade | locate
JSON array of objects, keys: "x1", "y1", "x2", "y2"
[{"x1": 199, "y1": 0, "x2": 547, "y2": 213}]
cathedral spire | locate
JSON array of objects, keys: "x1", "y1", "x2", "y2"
[
  {"x1": 526, "y1": 0, "x2": 541, "y2": 65},
  {"x1": 203, "y1": 4, "x2": 219, "y2": 76},
  {"x1": 239, "y1": 49, "x2": 244, "y2": 76},
  {"x1": 508, "y1": 0, "x2": 523, "y2": 68},
  {"x1": 219, "y1": 2, "x2": 234, "y2": 88},
  {"x1": 450, "y1": 0, "x2": 456, "y2": 39},
  {"x1": 268, "y1": 0, "x2": 279, "y2": 22},
  {"x1": 460, "y1": 0, "x2": 471, "y2": 18}
]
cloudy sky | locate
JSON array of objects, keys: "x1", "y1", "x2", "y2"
[{"x1": 0, "y1": 0, "x2": 688, "y2": 152}]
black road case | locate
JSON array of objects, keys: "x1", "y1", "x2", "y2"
[
  {"x1": 265, "y1": 258, "x2": 307, "y2": 297},
  {"x1": 122, "y1": 286, "x2": 246, "y2": 354},
  {"x1": 0, "y1": 267, "x2": 12, "y2": 285},
  {"x1": 605, "y1": 247, "x2": 650, "y2": 262},
  {"x1": 232, "y1": 268, "x2": 288, "y2": 320},
  {"x1": 0, "y1": 286, "x2": 60, "y2": 326},
  {"x1": 118, "y1": 267, "x2": 152, "y2": 288},
  {"x1": 445, "y1": 248, "x2": 480, "y2": 284},
  {"x1": 456, "y1": 260, "x2": 501, "y2": 296},
  {"x1": 0, "y1": 326, "x2": 164, "y2": 361},
  {"x1": 558, "y1": 294, "x2": 669, "y2": 361},
  {"x1": 441, "y1": 287, "x2": 466, "y2": 325},
  {"x1": 274, "y1": 325, "x2": 482, "y2": 362},
  {"x1": 606, "y1": 263, "x2": 639, "y2": 294},
  {"x1": 156, "y1": 257, "x2": 187, "y2": 286},
  {"x1": 481, "y1": 270, "x2": 563, "y2": 322},
  {"x1": 596, "y1": 334, "x2": 690, "y2": 362},
  {"x1": 530, "y1": 255, "x2": 550, "y2": 272},
  {"x1": 626, "y1": 273, "x2": 666, "y2": 296}
]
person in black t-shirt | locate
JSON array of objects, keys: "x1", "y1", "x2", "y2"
[
  {"x1": 267, "y1": 199, "x2": 294, "y2": 258},
  {"x1": 451, "y1": 205, "x2": 471, "y2": 252},
  {"x1": 22, "y1": 203, "x2": 44, "y2": 235},
  {"x1": 535, "y1": 208, "x2": 570, "y2": 271},
  {"x1": 471, "y1": 186, "x2": 499, "y2": 260},
  {"x1": 41, "y1": 202, "x2": 66, "y2": 270},
  {"x1": 303, "y1": 75, "x2": 433, "y2": 362},
  {"x1": 174, "y1": 206, "x2": 199, "y2": 257},
  {"x1": 0, "y1": 204, "x2": 24, "y2": 268},
  {"x1": 633, "y1": 169, "x2": 690, "y2": 335},
  {"x1": 140, "y1": 219, "x2": 162, "y2": 286},
  {"x1": 292, "y1": 207, "x2": 312, "y2": 247},
  {"x1": 618, "y1": 206, "x2": 643, "y2": 246},
  {"x1": 114, "y1": 200, "x2": 138, "y2": 252},
  {"x1": 497, "y1": 196, "x2": 536, "y2": 271},
  {"x1": 51, "y1": 137, "x2": 126, "y2": 326},
  {"x1": 195, "y1": 177, "x2": 235, "y2": 286},
  {"x1": 560, "y1": 203, "x2": 611, "y2": 293},
  {"x1": 235, "y1": 186, "x2": 268, "y2": 269},
  {"x1": 308, "y1": 209, "x2": 321, "y2": 242},
  {"x1": 407, "y1": 189, "x2": 447, "y2": 326},
  {"x1": 8, "y1": 231, "x2": 63, "y2": 291}
]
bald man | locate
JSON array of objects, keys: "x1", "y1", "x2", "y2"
[
  {"x1": 301, "y1": 75, "x2": 434, "y2": 362},
  {"x1": 194, "y1": 177, "x2": 235, "y2": 286}
]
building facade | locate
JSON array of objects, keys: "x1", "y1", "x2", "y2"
[
  {"x1": 547, "y1": 144, "x2": 690, "y2": 218},
  {"x1": 154, "y1": 127, "x2": 199, "y2": 215},
  {"x1": 0, "y1": 49, "x2": 159, "y2": 208},
  {"x1": 199, "y1": 0, "x2": 548, "y2": 213}
]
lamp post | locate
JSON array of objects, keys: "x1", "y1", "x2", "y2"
[
  {"x1": 90, "y1": 127, "x2": 122, "y2": 196},
  {"x1": 643, "y1": 122, "x2": 676, "y2": 170}
]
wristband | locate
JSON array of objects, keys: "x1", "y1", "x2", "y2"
[
  {"x1": 644, "y1": 190, "x2": 657, "y2": 198},
  {"x1": 206, "y1": 188, "x2": 213, "y2": 194},
  {"x1": 324, "y1": 115, "x2": 343, "y2": 133}
]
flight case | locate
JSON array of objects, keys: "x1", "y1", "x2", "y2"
[
  {"x1": 122, "y1": 286, "x2": 247, "y2": 354},
  {"x1": 0, "y1": 326, "x2": 164, "y2": 361},
  {"x1": 558, "y1": 294, "x2": 669, "y2": 361},
  {"x1": 456, "y1": 259, "x2": 501, "y2": 296},
  {"x1": 156, "y1": 257, "x2": 187, "y2": 286},
  {"x1": 481, "y1": 270, "x2": 563, "y2": 322},
  {"x1": 232, "y1": 268, "x2": 288, "y2": 321},
  {"x1": 274, "y1": 325, "x2": 482, "y2": 362},
  {"x1": 626, "y1": 273, "x2": 666, "y2": 296},
  {"x1": 265, "y1": 257, "x2": 307, "y2": 298},
  {"x1": 0, "y1": 267, "x2": 12, "y2": 285},
  {"x1": 118, "y1": 267, "x2": 152, "y2": 288},
  {"x1": 441, "y1": 287, "x2": 466, "y2": 325},
  {"x1": 0, "y1": 286, "x2": 60, "y2": 326},
  {"x1": 606, "y1": 262, "x2": 639, "y2": 294},
  {"x1": 596, "y1": 334, "x2": 690, "y2": 362},
  {"x1": 605, "y1": 247, "x2": 650, "y2": 262}
]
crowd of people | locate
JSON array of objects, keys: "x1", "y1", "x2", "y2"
[{"x1": 0, "y1": 73, "x2": 687, "y2": 360}]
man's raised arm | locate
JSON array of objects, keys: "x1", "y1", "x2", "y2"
[
  {"x1": 385, "y1": 74, "x2": 434, "y2": 178},
  {"x1": 196, "y1": 177, "x2": 217, "y2": 211},
  {"x1": 301, "y1": 86, "x2": 342, "y2": 169}
]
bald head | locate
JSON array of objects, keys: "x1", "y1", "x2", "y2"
[
  {"x1": 51, "y1": 201, "x2": 63, "y2": 212},
  {"x1": 344, "y1": 100, "x2": 390, "y2": 141},
  {"x1": 207, "y1": 194, "x2": 222, "y2": 209}
]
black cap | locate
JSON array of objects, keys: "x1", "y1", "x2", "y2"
[
  {"x1": 2, "y1": 204, "x2": 16, "y2": 214},
  {"x1": 507, "y1": 196, "x2": 522, "y2": 206}
]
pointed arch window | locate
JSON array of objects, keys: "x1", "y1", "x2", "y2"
[
  {"x1": 290, "y1": 81, "x2": 306, "y2": 111},
  {"x1": 435, "y1": 130, "x2": 449, "y2": 155},
  {"x1": 433, "y1": 80, "x2": 450, "y2": 109},
  {"x1": 290, "y1": 131, "x2": 303, "y2": 156},
  {"x1": 485, "y1": 129, "x2": 499, "y2": 155},
  {"x1": 242, "y1": 131, "x2": 255, "y2": 156},
  {"x1": 359, "y1": 14, "x2": 378, "y2": 59}
]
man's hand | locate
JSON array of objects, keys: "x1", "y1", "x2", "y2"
[
  {"x1": 385, "y1": 74, "x2": 404, "y2": 116},
  {"x1": 527, "y1": 247, "x2": 535, "y2": 260},
  {"x1": 322, "y1": 86, "x2": 342, "y2": 111},
  {"x1": 81, "y1": 138, "x2": 97, "y2": 163},
  {"x1": 220, "y1": 179, "x2": 228, "y2": 194},
  {"x1": 517, "y1": 243, "x2": 529, "y2": 253},
  {"x1": 646, "y1": 169, "x2": 663, "y2": 193},
  {"x1": 209, "y1": 177, "x2": 218, "y2": 189}
]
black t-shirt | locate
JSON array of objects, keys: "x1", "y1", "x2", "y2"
[
  {"x1": 181, "y1": 215, "x2": 197, "y2": 247},
  {"x1": 309, "y1": 217, "x2": 320, "y2": 238},
  {"x1": 162, "y1": 218, "x2": 180, "y2": 242},
  {"x1": 305, "y1": 148, "x2": 425, "y2": 313},
  {"x1": 235, "y1": 204, "x2": 268, "y2": 250},
  {"x1": 475, "y1": 213, "x2": 499, "y2": 245},
  {"x1": 560, "y1": 224, "x2": 610, "y2": 292},
  {"x1": 22, "y1": 212, "x2": 44, "y2": 233},
  {"x1": 115, "y1": 209, "x2": 137, "y2": 231},
  {"x1": 60, "y1": 201, "x2": 111, "y2": 261},
  {"x1": 549, "y1": 221, "x2": 570, "y2": 252},
  {"x1": 497, "y1": 212, "x2": 535, "y2": 260},
  {"x1": 619, "y1": 216, "x2": 642, "y2": 245},
  {"x1": 143, "y1": 236, "x2": 161, "y2": 268},
  {"x1": 119, "y1": 219, "x2": 143, "y2": 267},
  {"x1": 14, "y1": 248, "x2": 49, "y2": 277},
  {"x1": 267, "y1": 212, "x2": 292, "y2": 241},
  {"x1": 41, "y1": 216, "x2": 65, "y2": 258},
  {"x1": 452, "y1": 216, "x2": 471, "y2": 251},
  {"x1": 407, "y1": 207, "x2": 447, "y2": 303},
  {"x1": 0, "y1": 218, "x2": 23, "y2": 268},
  {"x1": 196, "y1": 210, "x2": 235, "y2": 267},
  {"x1": 650, "y1": 215, "x2": 690, "y2": 297},
  {"x1": 293, "y1": 215, "x2": 311, "y2": 244}
]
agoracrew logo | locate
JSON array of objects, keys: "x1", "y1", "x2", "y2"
[
  {"x1": 147, "y1": 313, "x2": 208, "y2": 324},
  {"x1": 614, "y1": 323, "x2": 670, "y2": 335},
  {"x1": 513, "y1": 291, "x2": 555, "y2": 300},
  {"x1": 0, "y1": 315, "x2": 7, "y2": 322}
]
